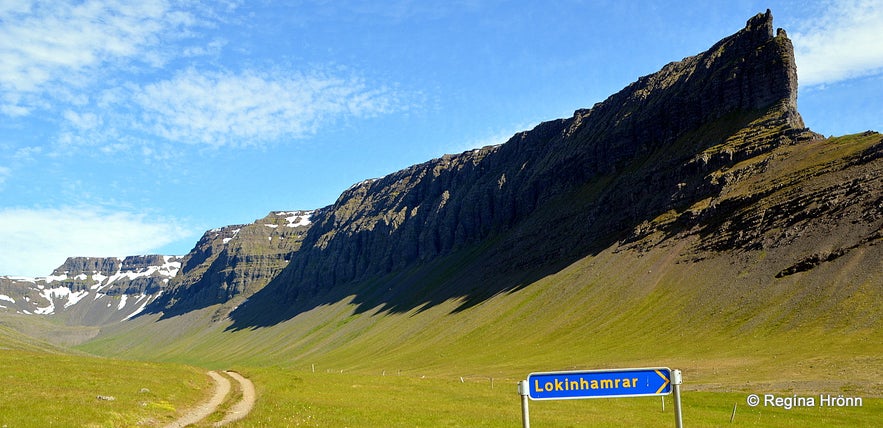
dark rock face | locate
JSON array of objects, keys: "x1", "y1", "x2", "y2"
[
  {"x1": 260, "y1": 11, "x2": 812, "y2": 305},
  {"x1": 48, "y1": 255, "x2": 179, "y2": 296},
  {"x1": 51, "y1": 257, "x2": 122, "y2": 277},
  {"x1": 147, "y1": 211, "x2": 313, "y2": 317}
]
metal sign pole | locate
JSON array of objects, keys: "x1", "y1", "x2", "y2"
[
  {"x1": 672, "y1": 369, "x2": 683, "y2": 428},
  {"x1": 518, "y1": 380, "x2": 531, "y2": 428}
]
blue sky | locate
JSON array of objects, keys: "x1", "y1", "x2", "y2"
[{"x1": 1, "y1": 0, "x2": 882, "y2": 277}]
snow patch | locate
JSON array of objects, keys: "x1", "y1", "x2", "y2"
[
  {"x1": 118, "y1": 294, "x2": 128, "y2": 310},
  {"x1": 278, "y1": 210, "x2": 314, "y2": 228},
  {"x1": 222, "y1": 228, "x2": 241, "y2": 244},
  {"x1": 0, "y1": 294, "x2": 15, "y2": 304},
  {"x1": 64, "y1": 289, "x2": 89, "y2": 308},
  {"x1": 91, "y1": 272, "x2": 108, "y2": 289},
  {"x1": 42, "y1": 274, "x2": 68, "y2": 284},
  {"x1": 93, "y1": 258, "x2": 181, "y2": 291},
  {"x1": 34, "y1": 286, "x2": 91, "y2": 314},
  {"x1": 123, "y1": 292, "x2": 159, "y2": 321}
]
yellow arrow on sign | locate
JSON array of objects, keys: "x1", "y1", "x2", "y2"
[{"x1": 654, "y1": 369, "x2": 671, "y2": 394}]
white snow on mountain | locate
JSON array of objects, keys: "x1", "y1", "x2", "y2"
[{"x1": 2, "y1": 255, "x2": 182, "y2": 320}]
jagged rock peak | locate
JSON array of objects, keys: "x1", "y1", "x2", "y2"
[
  {"x1": 714, "y1": 9, "x2": 799, "y2": 122},
  {"x1": 746, "y1": 9, "x2": 774, "y2": 40}
]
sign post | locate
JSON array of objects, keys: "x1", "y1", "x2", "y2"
[
  {"x1": 517, "y1": 380, "x2": 530, "y2": 428},
  {"x1": 519, "y1": 367, "x2": 682, "y2": 427},
  {"x1": 672, "y1": 369, "x2": 683, "y2": 428}
]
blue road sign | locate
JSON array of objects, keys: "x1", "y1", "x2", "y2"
[{"x1": 527, "y1": 367, "x2": 672, "y2": 400}]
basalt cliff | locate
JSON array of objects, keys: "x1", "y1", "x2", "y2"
[{"x1": 227, "y1": 10, "x2": 879, "y2": 326}]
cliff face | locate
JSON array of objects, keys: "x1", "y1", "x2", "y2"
[
  {"x1": 146, "y1": 211, "x2": 314, "y2": 317},
  {"x1": 245, "y1": 11, "x2": 818, "y2": 311}
]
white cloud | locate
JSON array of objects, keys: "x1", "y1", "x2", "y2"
[
  {"x1": 0, "y1": 206, "x2": 193, "y2": 277},
  {"x1": 63, "y1": 110, "x2": 103, "y2": 131},
  {"x1": 792, "y1": 0, "x2": 883, "y2": 86},
  {"x1": 0, "y1": 1, "x2": 407, "y2": 150},
  {"x1": 0, "y1": 0, "x2": 206, "y2": 115},
  {"x1": 131, "y1": 68, "x2": 402, "y2": 146}
]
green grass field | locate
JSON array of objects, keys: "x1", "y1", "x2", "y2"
[
  {"x1": 222, "y1": 368, "x2": 881, "y2": 427},
  {"x1": 0, "y1": 325, "x2": 211, "y2": 428}
]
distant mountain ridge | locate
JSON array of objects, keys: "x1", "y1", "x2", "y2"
[
  {"x1": 0, "y1": 255, "x2": 180, "y2": 325},
  {"x1": 0, "y1": 211, "x2": 314, "y2": 324}
]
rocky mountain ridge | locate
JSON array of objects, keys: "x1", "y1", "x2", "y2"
[
  {"x1": 228, "y1": 10, "x2": 857, "y2": 324},
  {"x1": 0, "y1": 210, "x2": 315, "y2": 324},
  {"x1": 0, "y1": 255, "x2": 180, "y2": 325},
  {"x1": 146, "y1": 210, "x2": 314, "y2": 318}
]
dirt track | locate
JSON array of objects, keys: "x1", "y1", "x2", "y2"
[
  {"x1": 163, "y1": 370, "x2": 255, "y2": 427},
  {"x1": 215, "y1": 371, "x2": 256, "y2": 426}
]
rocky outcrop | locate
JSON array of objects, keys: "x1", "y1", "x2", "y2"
[{"x1": 51, "y1": 256, "x2": 122, "y2": 277}]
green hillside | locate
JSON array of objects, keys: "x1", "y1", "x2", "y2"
[
  {"x1": 0, "y1": 317, "x2": 215, "y2": 427},
  {"x1": 77, "y1": 224, "x2": 882, "y2": 425}
]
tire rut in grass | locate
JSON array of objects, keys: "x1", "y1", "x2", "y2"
[{"x1": 163, "y1": 370, "x2": 256, "y2": 427}]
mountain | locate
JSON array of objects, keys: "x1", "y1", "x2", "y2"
[
  {"x1": 225, "y1": 9, "x2": 869, "y2": 326},
  {"x1": 0, "y1": 211, "x2": 314, "y2": 327},
  {"x1": 144, "y1": 210, "x2": 314, "y2": 318},
  {"x1": 0, "y1": 255, "x2": 180, "y2": 325},
  {"x1": 5, "y1": 11, "x2": 882, "y2": 380}
]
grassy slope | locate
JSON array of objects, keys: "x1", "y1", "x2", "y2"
[
  {"x1": 0, "y1": 318, "x2": 216, "y2": 427},
  {"x1": 77, "y1": 133, "x2": 883, "y2": 426},
  {"x1": 79, "y1": 241, "x2": 883, "y2": 427}
]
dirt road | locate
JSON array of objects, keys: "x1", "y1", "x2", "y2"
[
  {"x1": 163, "y1": 370, "x2": 255, "y2": 427},
  {"x1": 215, "y1": 371, "x2": 256, "y2": 426}
]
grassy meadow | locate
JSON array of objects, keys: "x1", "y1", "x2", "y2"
[
  {"x1": 223, "y1": 368, "x2": 881, "y2": 427},
  {"x1": 0, "y1": 324, "x2": 212, "y2": 427}
]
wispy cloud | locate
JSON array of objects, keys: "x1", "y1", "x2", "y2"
[
  {"x1": 792, "y1": 0, "x2": 883, "y2": 86},
  {"x1": 129, "y1": 68, "x2": 404, "y2": 147},
  {"x1": 0, "y1": 166, "x2": 10, "y2": 189},
  {"x1": 0, "y1": 0, "x2": 203, "y2": 115},
  {"x1": 0, "y1": 206, "x2": 194, "y2": 277}
]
